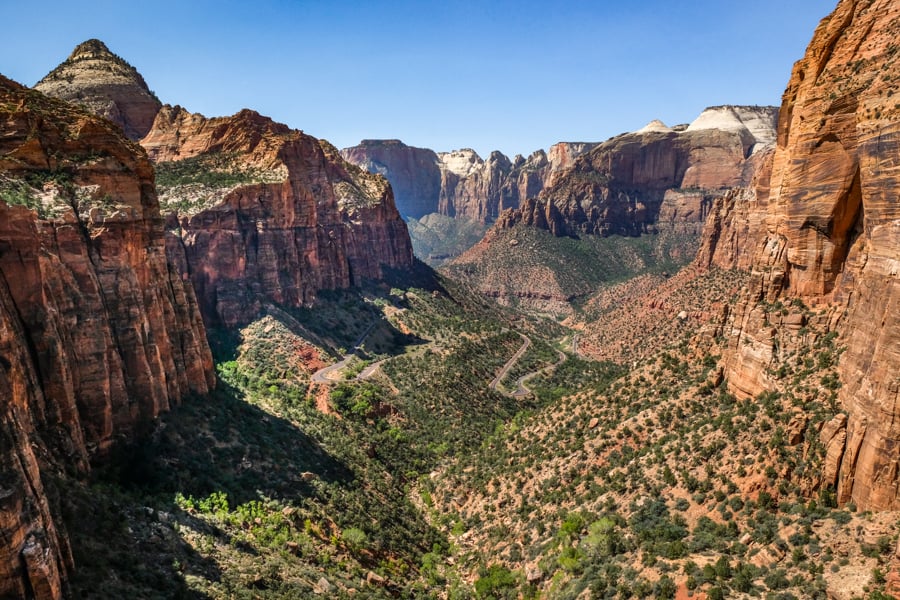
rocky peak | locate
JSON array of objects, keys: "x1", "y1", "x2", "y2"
[
  {"x1": 35, "y1": 39, "x2": 161, "y2": 140},
  {"x1": 686, "y1": 105, "x2": 779, "y2": 151},
  {"x1": 437, "y1": 148, "x2": 483, "y2": 177},
  {"x1": 141, "y1": 103, "x2": 292, "y2": 167},
  {"x1": 636, "y1": 119, "x2": 673, "y2": 134}
]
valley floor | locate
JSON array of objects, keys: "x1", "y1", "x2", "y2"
[{"x1": 63, "y1": 262, "x2": 900, "y2": 599}]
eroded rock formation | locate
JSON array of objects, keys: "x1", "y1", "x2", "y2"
[
  {"x1": 341, "y1": 139, "x2": 598, "y2": 222},
  {"x1": 713, "y1": 0, "x2": 900, "y2": 510},
  {"x1": 34, "y1": 39, "x2": 162, "y2": 140},
  {"x1": 340, "y1": 140, "x2": 442, "y2": 219},
  {"x1": 497, "y1": 106, "x2": 778, "y2": 237},
  {"x1": 144, "y1": 105, "x2": 414, "y2": 327},
  {"x1": 0, "y1": 75, "x2": 213, "y2": 598}
]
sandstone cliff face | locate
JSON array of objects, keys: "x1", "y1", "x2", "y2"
[
  {"x1": 695, "y1": 147, "x2": 775, "y2": 270},
  {"x1": 145, "y1": 106, "x2": 414, "y2": 327},
  {"x1": 0, "y1": 76, "x2": 213, "y2": 598},
  {"x1": 497, "y1": 106, "x2": 778, "y2": 237},
  {"x1": 339, "y1": 140, "x2": 442, "y2": 219},
  {"x1": 546, "y1": 141, "x2": 597, "y2": 186},
  {"x1": 716, "y1": 0, "x2": 900, "y2": 510},
  {"x1": 341, "y1": 139, "x2": 597, "y2": 222},
  {"x1": 34, "y1": 39, "x2": 162, "y2": 140}
]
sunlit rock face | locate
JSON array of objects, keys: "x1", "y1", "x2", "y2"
[
  {"x1": 341, "y1": 139, "x2": 599, "y2": 222},
  {"x1": 34, "y1": 39, "x2": 162, "y2": 140},
  {"x1": 717, "y1": 0, "x2": 900, "y2": 510},
  {"x1": 144, "y1": 107, "x2": 414, "y2": 328},
  {"x1": 495, "y1": 106, "x2": 778, "y2": 237}
]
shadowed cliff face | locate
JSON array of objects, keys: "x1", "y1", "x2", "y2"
[
  {"x1": 143, "y1": 106, "x2": 414, "y2": 328},
  {"x1": 0, "y1": 76, "x2": 214, "y2": 598},
  {"x1": 713, "y1": 0, "x2": 900, "y2": 510},
  {"x1": 340, "y1": 140, "x2": 443, "y2": 219}
]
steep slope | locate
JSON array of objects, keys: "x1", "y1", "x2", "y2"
[
  {"x1": 143, "y1": 105, "x2": 414, "y2": 327},
  {"x1": 34, "y1": 39, "x2": 161, "y2": 140},
  {"x1": 0, "y1": 75, "x2": 213, "y2": 599},
  {"x1": 497, "y1": 106, "x2": 778, "y2": 237},
  {"x1": 716, "y1": 0, "x2": 900, "y2": 511},
  {"x1": 445, "y1": 224, "x2": 697, "y2": 316}
]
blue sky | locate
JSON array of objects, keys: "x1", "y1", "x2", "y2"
[{"x1": 2, "y1": 0, "x2": 835, "y2": 157}]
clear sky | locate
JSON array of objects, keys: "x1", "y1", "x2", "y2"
[{"x1": 2, "y1": 0, "x2": 835, "y2": 158}]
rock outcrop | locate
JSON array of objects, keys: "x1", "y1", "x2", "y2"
[
  {"x1": 496, "y1": 106, "x2": 778, "y2": 237},
  {"x1": 34, "y1": 39, "x2": 162, "y2": 140},
  {"x1": 340, "y1": 139, "x2": 442, "y2": 219},
  {"x1": 145, "y1": 105, "x2": 414, "y2": 327},
  {"x1": 713, "y1": 0, "x2": 900, "y2": 510},
  {"x1": 341, "y1": 139, "x2": 598, "y2": 222},
  {"x1": 0, "y1": 76, "x2": 213, "y2": 598},
  {"x1": 695, "y1": 147, "x2": 775, "y2": 270},
  {"x1": 35, "y1": 40, "x2": 416, "y2": 329}
]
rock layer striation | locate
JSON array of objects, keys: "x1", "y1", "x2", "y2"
[
  {"x1": 34, "y1": 39, "x2": 162, "y2": 140},
  {"x1": 711, "y1": 0, "x2": 900, "y2": 510},
  {"x1": 0, "y1": 76, "x2": 213, "y2": 598}
]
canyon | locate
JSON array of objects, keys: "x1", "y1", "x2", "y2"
[
  {"x1": 0, "y1": 0, "x2": 899, "y2": 596},
  {"x1": 1, "y1": 40, "x2": 413, "y2": 598}
]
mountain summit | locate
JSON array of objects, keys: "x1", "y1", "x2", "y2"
[{"x1": 35, "y1": 38, "x2": 161, "y2": 139}]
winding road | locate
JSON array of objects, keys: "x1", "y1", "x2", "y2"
[
  {"x1": 510, "y1": 349, "x2": 567, "y2": 398},
  {"x1": 312, "y1": 323, "x2": 570, "y2": 400},
  {"x1": 310, "y1": 321, "x2": 378, "y2": 384},
  {"x1": 489, "y1": 333, "x2": 531, "y2": 392}
]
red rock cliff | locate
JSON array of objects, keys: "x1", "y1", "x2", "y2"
[
  {"x1": 497, "y1": 106, "x2": 778, "y2": 237},
  {"x1": 0, "y1": 76, "x2": 214, "y2": 598},
  {"x1": 341, "y1": 140, "x2": 598, "y2": 222},
  {"x1": 718, "y1": 0, "x2": 900, "y2": 510},
  {"x1": 144, "y1": 105, "x2": 414, "y2": 327}
]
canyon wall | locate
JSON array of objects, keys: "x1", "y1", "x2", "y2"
[
  {"x1": 340, "y1": 139, "x2": 442, "y2": 219},
  {"x1": 145, "y1": 106, "x2": 414, "y2": 328},
  {"x1": 497, "y1": 106, "x2": 778, "y2": 237},
  {"x1": 341, "y1": 139, "x2": 597, "y2": 222},
  {"x1": 0, "y1": 76, "x2": 214, "y2": 598},
  {"x1": 35, "y1": 41, "x2": 415, "y2": 329},
  {"x1": 712, "y1": 0, "x2": 900, "y2": 510}
]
